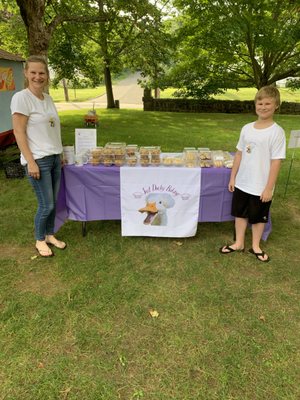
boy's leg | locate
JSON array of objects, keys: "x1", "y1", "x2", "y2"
[
  {"x1": 251, "y1": 223, "x2": 269, "y2": 261},
  {"x1": 234, "y1": 217, "x2": 248, "y2": 249},
  {"x1": 220, "y1": 217, "x2": 247, "y2": 253}
]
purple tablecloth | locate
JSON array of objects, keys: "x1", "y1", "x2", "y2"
[{"x1": 55, "y1": 164, "x2": 271, "y2": 240}]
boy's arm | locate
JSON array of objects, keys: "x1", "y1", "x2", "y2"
[
  {"x1": 260, "y1": 159, "x2": 282, "y2": 202},
  {"x1": 228, "y1": 150, "x2": 242, "y2": 192}
]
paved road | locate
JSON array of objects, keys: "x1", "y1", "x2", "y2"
[{"x1": 55, "y1": 72, "x2": 144, "y2": 111}]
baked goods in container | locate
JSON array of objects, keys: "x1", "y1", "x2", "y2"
[
  {"x1": 211, "y1": 150, "x2": 224, "y2": 168},
  {"x1": 199, "y1": 159, "x2": 213, "y2": 168},
  {"x1": 140, "y1": 146, "x2": 161, "y2": 166},
  {"x1": 184, "y1": 148, "x2": 198, "y2": 167},
  {"x1": 126, "y1": 145, "x2": 139, "y2": 156},
  {"x1": 126, "y1": 156, "x2": 138, "y2": 166},
  {"x1": 198, "y1": 148, "x2": 212, "y2": 161}
]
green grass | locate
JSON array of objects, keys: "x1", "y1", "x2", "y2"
[
  {"x1": 50, "y1": 86, "x2": 106, "y2": 102},
  {"x1": 1, "y1": 110, "x2": 300, "y2": 399},
  {"x1": 160, "y1": 87, "x2": 300, "y2": 103}
]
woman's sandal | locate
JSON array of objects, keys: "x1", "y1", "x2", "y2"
[
  {"x1": 35, "y1": 245, "x2": 54, "y2": 257},
  {"x1": 249, "y1": 248, "x2": 270, "y2": 263},
  {"x1": 219, "y1": 245, "x2": 244, "y2": 254},
  {"x1": 46, "y1": 236, "x2": 67, "y2": 250}
]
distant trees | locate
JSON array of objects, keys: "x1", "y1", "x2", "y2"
[
  {"x1": 1, "y1": 0, "x2": 300, "y2": 101},
  {"x1": 1, "y1": 0, "x2": 170, "y2": 107},
  {"x1": 164, "y1": 0, "x2": 300, "y2": 98}
]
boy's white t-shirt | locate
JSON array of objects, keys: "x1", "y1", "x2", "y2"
[
  {"x1": 235, "y1": 122, "x2": 286, "y2": 196},
  {"x1": 10, "y1": 88, "x2": 63, "y2": 165}
]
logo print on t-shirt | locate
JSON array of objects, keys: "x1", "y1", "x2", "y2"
[
  {"x1": 246, "y1": 142, "x2": 256, "y2": 154},
  {"x1": 49, "y1": 117, "x2": 55, "y2": 127}
]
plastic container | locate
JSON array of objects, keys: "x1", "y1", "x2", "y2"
[
  {"x1": 211, "y1": 150, "x2": 224, "y2": 167},
  {"x1": 139, "y1": 146, "x2": 161, "y2": 166},
  {"x1": 104, "y1": 142, "x2": 126, "y2": 166},
  {"x1": 183, "y1": 148, "x2": 198, "y2": 168},
  {"x1": 126, "y1": 145, "x2": 139, "y2": 156},
  {"x1": 198, "y1": 148, "x2": 212, "y2": 161},
  {"x1": 126, "y1": 155, "x2": 138, "y2": 166}
]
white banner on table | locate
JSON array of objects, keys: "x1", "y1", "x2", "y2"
[
  {"x1": 120, "y1": 167, "x2": 201, "y2": 237},
  {"x1": 75, "y1": 128, "x2": 97, "y2": 154}
]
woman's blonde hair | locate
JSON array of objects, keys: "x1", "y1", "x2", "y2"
[
  {"x1": 254, "y1": 86, "x2": 281, "y2": 107},
  {"x1": 24, "y1": 55, "x2": 50, "y2": 88}
]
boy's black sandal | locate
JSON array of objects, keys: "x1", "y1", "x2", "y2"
[{"x1": 249, "y1": 248, "x2": 270, "y2": 262}]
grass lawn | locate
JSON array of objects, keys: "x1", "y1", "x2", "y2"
[
  {"x1": 160, "y1": 87, "x2": 300, "y2": 103},
  {"x1": 1, "y1": 110, "x2": 300, "y2": 399},
  {"x1": 50, "y1": 86, "x2": 106, "y2": 102}
]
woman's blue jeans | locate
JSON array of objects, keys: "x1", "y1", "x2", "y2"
[{"x1": 26, "y1": 154, "x2": 61, "y2": 241}]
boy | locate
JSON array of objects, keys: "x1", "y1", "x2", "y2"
[{"x1": 219, "y1": 86, "x2": 286, "y2": 262}]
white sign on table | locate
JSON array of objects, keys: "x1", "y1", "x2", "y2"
[
  {"x1": 288, "y1": 130, "x2": 300, "y2": 149},
  {"x1": 284, "y1": 130, "x2": 300, "y2": 197},
  {"x1": 75, "y1": 128, "x2": 97, "y2": 154},
  {"x1": 120, "y1": 166, "x2": 201, "y2": 238}
]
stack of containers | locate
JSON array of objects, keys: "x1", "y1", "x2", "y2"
[
  {"x1": 198, "y1": 147, "x2": 212, "y2": 168},
  {"x1": 103, "y1": 142, "x2": 126, "y2": 166},
  {"x1": 211, "y1": 150, "x2": 224, "y2": 167},
  {"x1": 89, "y1": 147, "x2": 103, "y2": 166},
  {"x1": 223, "y1": 151, "x2": 234, "y2": 168},
  {"x1": 139, "y1": 146, "x2": 161, "y2": 166},
  {"x1": 125, "y1": 144, "x2": 139, "y2": 166},
  {"x1": 183, "y1": 147, "x2": 198, "y2": 168}
]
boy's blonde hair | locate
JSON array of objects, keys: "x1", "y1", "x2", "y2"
[
  {"x1": 24, "y1": 55, "x2": 50, "y2": 88},
  {"x1": 254, "y1": 86, "x2": 281, "y2": 107}
]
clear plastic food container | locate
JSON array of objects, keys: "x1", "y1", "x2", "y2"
[
  {"x1": 198, "y1": 148, "x2": 212, "y2": 160},
  {"x1": 126, "y1": 155, "x2": 138, "y2": 166},
  {"x1": 211, "y1": 150, "x2": 224, "y2": 167},
  {"x1": 126, "y1": 145, "x2": 139, "y2": 156},
  {"x1": 184, "y1": 149, "x2": 198, "y2": 167},
  {"x1": 140, "y1": 146, "x2": 161, "y2": 166}
]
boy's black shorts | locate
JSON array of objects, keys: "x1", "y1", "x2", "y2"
[{"x1": 231, "y1": 187, "x2": 271, "y2": 224}]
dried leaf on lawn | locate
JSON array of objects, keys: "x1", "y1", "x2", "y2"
[{"x1": 149, "y1": 309, "x2": 159, "y2": 318}]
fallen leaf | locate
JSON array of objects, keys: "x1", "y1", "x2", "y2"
[
  {"x1": 31, "y1": 255, "x2": 38, "y2": 260},
  {"x1": 174, "y1": 241, "x2": 183, "y2": 246},
  {"x1": 119, "y1": 355, "x2": 127, "y2": 367},
  {"x1": 60, "y1": 387, "x2": 71, "y2": 399},
  {"x1": 149, "y1": 309, "x2": 159, "y2": 318},
  {"x1": 259, "y1": 315, "x2": 266, "y2": 322}
]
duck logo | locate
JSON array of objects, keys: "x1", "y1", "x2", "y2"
[{"x1": 138, "y1": 193, "x2": 175, "y2": 226}]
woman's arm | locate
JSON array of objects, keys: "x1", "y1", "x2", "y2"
[
  {"x1": 12, "y1": 113, "x2": 40, "y2": 178},
  {"x1": 228, "y1": 150, "x2": 242, "y2": 192}
]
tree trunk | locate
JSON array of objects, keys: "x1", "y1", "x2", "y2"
[
  {"x1": 104, "y1": 65, "x2": 115, "y2": 109},
  {"x1": 16, "y1": 0, "x2": 52, "y2": 56},
  {"x1": 62, "y1": 79, "x2": 69, "y2": 102}
]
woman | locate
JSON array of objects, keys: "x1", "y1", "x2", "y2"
[{"x1": 11, "y1": 55, "x2": 66, "y2": 257}]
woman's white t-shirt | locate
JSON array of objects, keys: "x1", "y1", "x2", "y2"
[
  {"x1": 10, "y1": 88, "x2": 63, "y2": 165},
  {"x1": 235, "y1": 122, "x2": 286, "y2": 196}
]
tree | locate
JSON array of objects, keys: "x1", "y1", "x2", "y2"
[
  {"x1": 14, "y1": 0, "x2": 106, "y2": 57},
  {"x1": 167, "y1": 0, "x2": 300, "y2": 97},
  {"x1": 69, "y1": 0, "x2": 171, "y2": 107},
  {"x1": 0, "y1": 1, "x2": 27, "y2": 55},
  {"x1": 1, "y1": 0, "x2": 171, "y2": 107}
]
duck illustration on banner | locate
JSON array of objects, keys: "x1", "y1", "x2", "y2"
[{"x1": 138, "y1": 193, "x2": 175, "y2": 226}]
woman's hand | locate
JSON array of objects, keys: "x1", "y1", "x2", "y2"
[{"x1": 27, "y1": 160, "x2": 40, "y2": 179}]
